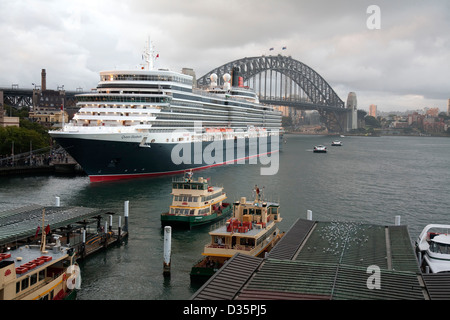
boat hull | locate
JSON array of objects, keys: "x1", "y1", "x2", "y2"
[
  {"x1": 190, "y1": 230, "x2": 283, "y2": 283},
  {"x1": 161, "y1": 204, "x2": 232, "y2": 229},
  {"x1": 53, "y1": 135, "x2": 280, "y2": 182}
]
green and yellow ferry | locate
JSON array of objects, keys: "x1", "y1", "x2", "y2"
[{"x1": 161, "y1": 171, "x2": 231, "y2": 229}]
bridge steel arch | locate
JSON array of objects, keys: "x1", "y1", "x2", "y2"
[{"x1": 197, "y1": 55, "x2": 345, "y2": 109}]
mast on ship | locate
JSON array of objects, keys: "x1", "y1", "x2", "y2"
[
  {"x1": 40, "y1": 209, "x2": 47, "y2": 253},
  {"x1": 142, "y1": 37, "x2": 156, "y2": 71}
]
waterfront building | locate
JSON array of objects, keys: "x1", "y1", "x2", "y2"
[
  {"x1": 28, "y1": 107, "x2": 68, "y2": 128},
  {"x1": 29, "y1": 70, "x2": 68, "y2": 128}
]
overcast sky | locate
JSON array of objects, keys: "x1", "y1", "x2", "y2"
[{"x1": 1, "y1": 0, "x2": 449, "y2": 113}]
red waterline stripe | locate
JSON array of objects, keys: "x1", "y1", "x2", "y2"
[{"x1": 89, "y1": 150, "x2": 278, "y2": 182}]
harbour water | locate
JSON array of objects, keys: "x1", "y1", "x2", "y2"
[{"x1": 1, "y1": 134, "x2": 450, "y2": 300}]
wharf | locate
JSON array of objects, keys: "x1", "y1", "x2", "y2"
[
  {"x1": 0, "y1": 163, "x2": 84, "y2": 176},
  {"x1": 191, "y1": 218, "x2": 450, "y2": 300},
  {"x1": 0, "y1": 204, "x2": 128, "y2": 260}
]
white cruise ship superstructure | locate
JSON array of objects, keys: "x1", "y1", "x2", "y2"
[{"x1": 50, "y1": 47, "x2": 282, "y2": 182}]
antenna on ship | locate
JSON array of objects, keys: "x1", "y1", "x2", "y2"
[{"x1": 142, "y1": 37, "x2": 156, "y2": 70}]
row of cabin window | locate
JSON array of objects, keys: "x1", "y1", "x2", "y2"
[
  {"x1": 172, "y1": 183, "x2": 207, "y2": 190},
  {"x1": 77, "y1": 95, "x2": 169, "y2": 103},
  {"x1": 16, "y1": 269, "x2": 45, "y2": 294},
  {"x1": 174, "y1": 191, "x2": 222, "y2": 203},
  {"x1": 101, "y1": 74, "x2": 192, "y2": 85},
  {"x1": 170, "y1": 208, "x2": 210, "y2": 215},
  {"x1": 242, "y1": 207, "x2": 278, "y2": 215}
]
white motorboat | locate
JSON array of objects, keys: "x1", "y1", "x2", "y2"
[
  {"x1": 416, "y1": 224, "x2": 450, "y2": 273},
  {"x1": 331, "y1": 140, "x2": 342, "y2": 146},
  {"x1": 313, "y1": 145, "x2": 327, "y2": 153}
]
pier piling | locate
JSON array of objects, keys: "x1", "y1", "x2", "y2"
[
  {"x1": 124, "y1": 201, "x2": 129, "y2": 232},
  {"x1": 118, "y1": 216, "x2": 122, "y2": 238},
  {"x1": 395, "y1": 215, "x2": 401, "y2": 225},
  {"x1": 163, "y1": 226, "x2": 172, "y2": 276},
  {"x1": 307, "y1": 210, "x2": 312, "y2": 221}
]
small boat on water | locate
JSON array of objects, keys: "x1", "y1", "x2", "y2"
[
  {"x1": 416, "y1": 224, "x2": 450, "y2": 273},
  {"x1": 313, "y1": 145, "x2": 327, "y2": 153},
  {"x1": 0, "y1": 210, "x2": 80, "y2": 300},
  {"x1": 161, "y1": 170, "x2": 232, "y2": 229},
  {"x1": 331, "y1": 140, "x2": 342, "y2": 146},
  {"x1": 190, "y1": 186, "x2": 283, "y2": 282}
]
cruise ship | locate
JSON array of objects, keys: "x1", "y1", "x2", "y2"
[{"x1": 50, "y1": 44, "x2": 282, "y2": 182}]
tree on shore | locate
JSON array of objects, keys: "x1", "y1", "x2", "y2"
[{"x1": 0, "y1": 125, "x2": 50, "y2": 155}]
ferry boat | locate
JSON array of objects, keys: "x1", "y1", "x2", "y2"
[
  {"x1": 416, "y1": 224, "x2": 450, "y2": 273},
  {"x1": 49, "y1": 41, "x2": 282, "y2": 182},
  {"x1": 161, "y1": 170, "x2": 232, "y2": 229},
  {"x1": 190, "y1": 187, "x2": 283, "y2": 282},
  {"x1": 313, "y1": 145, "x2": 327, "y2": 153},
  {"x1": 0, "y1": 211, "x2": 80, "y2": 300}
]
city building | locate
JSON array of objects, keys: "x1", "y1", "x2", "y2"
[
  {"x1": 369, "y1": 104, "x2": 377, "y2": 117},
  {"x1": 425, "y1": 107, "x2": 439, "y2": 117},
  {"x1": 0, "y1": 91, "x2": 20, "y2": 128},
  {"x1": 28, "y1": 107, "x2": 68, "y2": 127},
  {"x1": 29, "y1": 68, "x2": 68, "y2": 127},
  {"x1": 447, "y1": 99, "x2": 450, "y2": 116}
]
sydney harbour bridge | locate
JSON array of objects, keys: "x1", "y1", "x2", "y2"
[
  {"x1": 197, "y1": 55, "x2": 361, "y2": 132},
  {"x1": 1, "y1": 55, "x2": 361, "y2": 132}
]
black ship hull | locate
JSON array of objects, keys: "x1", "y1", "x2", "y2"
[{"x1": 55, "y1": 135, "x2": 280, "y2": 182}]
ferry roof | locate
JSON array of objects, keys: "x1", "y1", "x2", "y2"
[
  {"x1": 192, "y1": 218, "x2": 438, "y2": 300},
  {"x1": 5, "y1": 245, "x2": 69, "y2": 278},
  {"x1": 0, "y1": 204, "x2": 110, "y2": 247}
]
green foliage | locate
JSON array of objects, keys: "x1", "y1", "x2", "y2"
[
  {"x1": 0, "y1": 125, "x2": 49, "y2": 156},
  {"x1": 365, "y1": 115, "x2": 381, "y2": 128},
  {"x1": 281, "y1": 116, "x2": 292, "y2": 128}
]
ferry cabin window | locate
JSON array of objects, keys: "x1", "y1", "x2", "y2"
[
  {"x1": 240, "y1": 238, "x2": 255, "y2": 247},
  {"x1": 30, "y1": 273, "x2": 37, "y2": 286},
  {"x1": 174, "y1": 195, "x2": 198, "y2": 202},
  {"x1": 21, "y1": 277, "x2": 29, "y2": 291},
  {"x1": 38, "y1": 270, "x2": 45, "y2": 281}
]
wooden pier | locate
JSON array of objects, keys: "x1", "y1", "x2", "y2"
[
  {"x1": 0, "y1": 202, "x2": 129, "y2": 261},
  {"x1": 0, "y1": 162, "x2": 84, "y2": 176}
]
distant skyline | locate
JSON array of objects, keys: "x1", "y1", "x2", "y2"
[{"x1": 0, "y1": 0, "x2": 449, "y2": 113}]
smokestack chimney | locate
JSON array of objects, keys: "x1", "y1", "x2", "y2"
[{"x1": 41, "y1": 69, "x2": 46, "y2": 91}]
